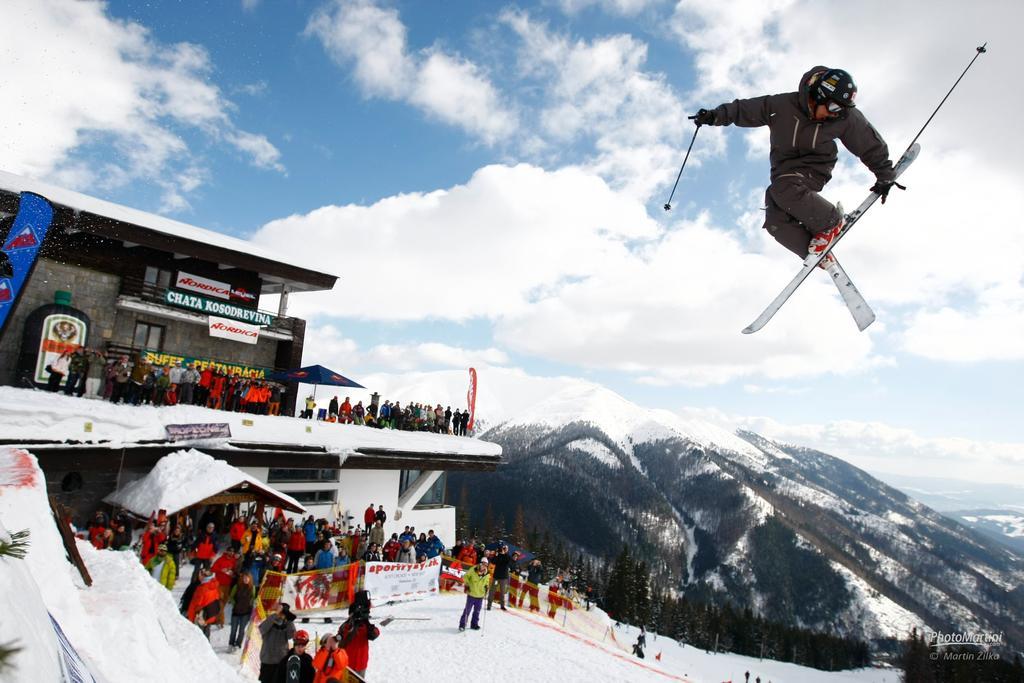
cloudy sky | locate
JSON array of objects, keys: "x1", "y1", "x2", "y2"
[{"x1": 2, "y1": 0, "x2": 1021, "y2": 484}]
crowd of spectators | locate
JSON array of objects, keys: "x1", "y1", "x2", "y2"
[
  {"x1": 307, "y1": 395, "x2": 474, "y2": 436},
  {"x1": 79, "y1": 500, "x2": 610, "y2": 681},
  {"x1": 44, "y1": 350, "x2": 475, "y2": 436}
]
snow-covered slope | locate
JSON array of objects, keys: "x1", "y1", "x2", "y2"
[
  {"x1": 0, "y1": 447, "x2": 244, "y2": 683},
  {"x1": 367, "y1": 593, "x2": 901, "y2": 683}
]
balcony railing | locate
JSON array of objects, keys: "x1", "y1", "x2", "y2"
[{"x1": 119, "y1": 275, "x2": 300, "y2": 336}]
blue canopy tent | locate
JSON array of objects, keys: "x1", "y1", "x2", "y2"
[{"x1": 267, "y1": 364, "x2": 364, "y2": 399}]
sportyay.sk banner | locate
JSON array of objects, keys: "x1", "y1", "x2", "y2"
[{"x1": 363, "y1": 557, "x2": 441, "y2": 602}]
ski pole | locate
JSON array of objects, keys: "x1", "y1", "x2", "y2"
[
  {"x1": 663, "y1": 119, "x2": 702, "y2": 212},
  {"x1": 902, "y1": 43, "x2": 987, "y2": 157}
]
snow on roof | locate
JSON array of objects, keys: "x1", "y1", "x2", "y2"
[
  {"x1": 104, "y1": 449, "x2": 305, "y2": 516},
  {"x1": 0, "y1": 387, "x2": 502, "y2": 460},
  {"x1": 0, "y1": 168, "x2": 329, "y2": 276}
]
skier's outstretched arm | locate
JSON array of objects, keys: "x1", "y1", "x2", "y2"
[{"x1": 696, "y1": 96, "x2": 771, "y2": 128}]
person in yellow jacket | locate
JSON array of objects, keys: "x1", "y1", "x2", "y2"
[
  {"x1": 240, "y1": 521, "x2": 267, "y2": 556},
  {"x1": 458, "y1": 558, "x2": 491, "y2": 631},
  {"x1": 145, "y1": 544, "x2": 177, "y2": 589}
]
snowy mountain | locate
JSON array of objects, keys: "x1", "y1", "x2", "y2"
[{"x1": 442, "y1": 379, "x2": 1024, "y2": 656}]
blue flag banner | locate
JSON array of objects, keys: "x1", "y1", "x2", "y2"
[
  {"x1": 0, "y1": 192, "x2": 55, "y2": 334},
  {"x1": 49, "y1": 611, "x2": 99, "y2": 683}
]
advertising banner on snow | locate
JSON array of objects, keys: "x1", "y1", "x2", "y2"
[
  {"x1": 165, "y1": 423, "x2": 232, "y2": 441},
  {"x1": 363, "y1": 557, "x2": 441, "y2": 602},
  {"x1": 207, "y1": 315, "x2": 260, "y2": 345},
  {"x1": 175, "y1": 270, "x2": 258, "y2": 304},
  {"x1": 0, "y1": 193, "x2": 54, "y2": 336}
]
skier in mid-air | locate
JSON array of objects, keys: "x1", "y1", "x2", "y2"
[{"x1": 693, "y1": 66, "x2": 901, "y2": 262}]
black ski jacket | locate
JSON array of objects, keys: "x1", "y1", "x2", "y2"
[{"x1": 708, "y1": 66, "x2": 895, "y2": 186}]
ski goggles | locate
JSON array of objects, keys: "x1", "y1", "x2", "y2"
[{"x1": 826, "y1": 100, "x2": 847, "y2": 114}]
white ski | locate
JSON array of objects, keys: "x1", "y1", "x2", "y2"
[
  {"x1": 824, "y1": 256, "x2": 875, "y2": 331},
  {"x1": 742, "y1": 143, "x2": 920, "y2": 334}
]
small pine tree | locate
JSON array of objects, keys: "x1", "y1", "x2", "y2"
[{"x1": 0, "y1": 529, "x2": 29, "y2": 675}]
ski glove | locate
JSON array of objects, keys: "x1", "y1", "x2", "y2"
[
  {"x1": 692, "y1": 108, "x2": 716, "y2": 126},
  {"x1": 870, "y1": 179, "x2": 906, "y2": 204}
]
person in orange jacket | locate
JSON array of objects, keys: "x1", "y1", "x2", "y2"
[
  {"x1": 456, "y1": 541, "x2": 478, "y2": 566},
  {"x1": 311, "y1": 634, "x2": 349, "y2": 683},
  {"x1": 187, "y1": 569, "x2": 222, "y2": 640}
]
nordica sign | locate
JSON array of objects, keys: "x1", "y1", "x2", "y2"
[
  {"x1": 164, "y1": 290, "x2": 274, "y2": 326},
  {"x1": 175, "y1": 271, "x2": 258, "y2": 303}
]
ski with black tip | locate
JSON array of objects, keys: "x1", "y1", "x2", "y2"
[{"x1": 742, "y1": 143, "x2": 920, "y2": 334}]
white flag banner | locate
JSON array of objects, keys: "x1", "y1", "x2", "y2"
[
  {"x1": 208, "y1": 316, "x2": 260, "y2": 345},
  {"x1": 363, "y1": 558, "x2": 441, "y2": 602}
]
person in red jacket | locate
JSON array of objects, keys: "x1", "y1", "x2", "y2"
[
  {"x1": 229, "y1": 516, "x2": 247, "y2": 553},
  {"x1": 139, "y1": 520, "x2": 167, "y2": 567},
  {"x1": 382, "y1": 534, "x2": 401, "y2": 562},
  {"x1": 191, "y1": 522, "x2": 218, "y2": 580},
  {"x1": 211, "y1": 548, "x2": 241, "y2": 625},
  {"x1": 197, "y1": 366, "x2": 213, "y2": 406},
  {"x1": 187, "y1": 569, "x2": 222, "y2": 639},
  {"x1": 286, "y1": 526, "x2": 307, "y2": 574},
  {"x1": 362, "y1": 504, "x2": 376, "y2": 531},
  {"x1": 338, "y1": 592, "x2": 379, "y2": 680}
]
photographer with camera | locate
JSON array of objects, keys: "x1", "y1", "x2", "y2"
[{"x1": 338, "y1": 590, "x2": 380, "y2": 680}]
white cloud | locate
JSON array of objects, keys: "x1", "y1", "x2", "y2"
[
  {"x1": 711, "y1": 410, "x2": 1024, "y2": 485},
  {"x1": 494, "y1": 215, "x2": 887, "y2": 385},
  {"x1": 410, "y1": 52, "x2": 518, "y2": 144},
  {"x1": 554, "y1": 0, "x2": 666, "y2": 15},
  {"x1": 501, "y1": 9, "x2": 695, "y2": 199},
  {"x1": 254, "y1": 163, "x2": 657, "y2": 321},
  {"x1": 307, "y1": 0, "x2": 517, "y2": 144},
  {"x1": 299, "y1": 323, "x2": 508, "y2": 377},
  {"x1": 0, "y1": 0, "x2": 282, "y2": 210},
  {"x1": 364, "y1": 343, "x2": 509, "y2": 372},
  {"x1": 898, "y1": 282, "x2": 1024, "y2": 362}
]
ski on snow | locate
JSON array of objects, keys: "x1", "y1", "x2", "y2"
[{"x1": 742, "y1": 142, "x2": 921, "y2": 334}]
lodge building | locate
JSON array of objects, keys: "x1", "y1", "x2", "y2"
[
  {"x1": 0, "y1": 171, "x2": 501, "y2": 544},
  {"x1": 0, "y1": 170, "x2": 334, "y2": 415}
]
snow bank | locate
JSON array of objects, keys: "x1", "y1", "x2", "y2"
[
  {"x1": 0, "y1": 386, "x2": 501, "y2": 458},
  {"x1": 0, "y1": 517, "x2": 64, "y2": 682},
  {"x1": 104, "y1": 448, "x2": 303, "y2": 517},
  {"x1": 0, "y1": 447, "x2": 244, "y2": 683}
]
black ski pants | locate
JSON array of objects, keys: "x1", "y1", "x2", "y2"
[{"x1": 763, "y1": 172, "x2": 842, "y2": 258}]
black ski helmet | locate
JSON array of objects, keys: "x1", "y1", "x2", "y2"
[{"x1": 812, "y1": 68, "x2": 857, "y2": 108}]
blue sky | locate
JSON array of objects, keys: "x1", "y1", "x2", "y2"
[{"x1": 2, "y1": 0, "x2": 1022, "y2": 482}]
